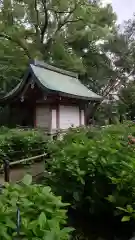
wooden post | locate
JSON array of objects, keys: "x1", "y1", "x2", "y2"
[
  {"x1": 16, "y1": 205, "x2": 21, "y2": 237},
  {"x1": 56, "y1": 104, "x2": 60, "y2": 130},
  {"x1": 79, "y1": 107, "x2": 81, "y2": 126},
  {"x1": 3, "y1": 159, "x2": 10, "y2": 182}
]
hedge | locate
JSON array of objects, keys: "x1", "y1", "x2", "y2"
[
  {"x1": 0, "y1": 128, "x2": 47, "y2": 164},
  {"x1": 0, "y1": 174, "x2": 72, "y2": 239},
  {"x1": 44, "y1": 122, "x2": 135, "y2": 239}
]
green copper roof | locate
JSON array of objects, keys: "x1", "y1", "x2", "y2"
[
  {"x1": 0, "y1": 60, "x2": 102, "y2": 102},
  {"x1": 30, "y1": 62, "x2": 101, "y2": 100}
]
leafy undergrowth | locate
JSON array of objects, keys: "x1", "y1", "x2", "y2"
[
  {"x1": 0, "y1": 127, "x2": 47, "y2": 164},
  {"x1": 0, "y1": 174, "x2": 72, "y2": 239},
  {"x1": 44, "y1": 123, "x2": 135, "y2": 239}
]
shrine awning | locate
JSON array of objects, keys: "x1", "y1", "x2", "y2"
[{"x1": 0, "y1": 60, "x2": 102, "y2": 102}]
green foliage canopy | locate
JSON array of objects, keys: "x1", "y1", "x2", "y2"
[{"x1": 0, "y1": 0, "x2": 117, "y2": 94}]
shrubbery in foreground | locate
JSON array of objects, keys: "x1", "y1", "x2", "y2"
[
  {"x1": 45, "y1": 123, "x2": 135, "y2": 238},
  {"x1": 0, "y1": 175, "x2": 71, "y2": 239}
]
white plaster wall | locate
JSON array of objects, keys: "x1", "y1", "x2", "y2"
[
  {"x1": 59, "y1": 105, "x2": 80, "y2": 129},
  {"x1": 36, "y1": 105, "x2": 50, "y2": 128},
  {"x1": 81, "y1": 110, "x2": 85, "y2": 125},
  {"x1": 52, "y1": 109, "x2": 57, "y2": 129}
]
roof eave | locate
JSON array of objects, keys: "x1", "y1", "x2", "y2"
[{"x1": 57, "y1": 91, "x2": 102, "y2": 101}]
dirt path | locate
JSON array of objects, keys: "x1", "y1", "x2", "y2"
[{"x1": 0, "y1": 161, "x2": 45, "y2": 184}]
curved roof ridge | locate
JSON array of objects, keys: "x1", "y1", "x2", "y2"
[{"x1": 32, "y1": 59, "x2": 78, "y2": 78}]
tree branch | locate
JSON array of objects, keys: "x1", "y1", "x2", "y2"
[
  {"x1": 0, "y1": 33, "x2": 31, "y2": 59},
  {"x1": 45, "y1": 3, "x2": 78, "y2": 51},
  {"x1": 49, "y1": 9, "x2": 73, "y2": 14},
  {"x1": 64, "y1": 18, "x2": 83, "y2": 24},
  {"x1": 118, "y1": 95, "x2": 128, "y2": 105},
  {"x1": 101, "y1": 68, "x2": 135, "y2": 104},
  {"x1": 34, "y1": 0, "x2": 40, "y2": 35},
  {"x1": 41, "y1": 0, "x2": 48, "y2": 43},
  {"x1": 57, "y1": 3, "x2": 78, "y2": 29}
]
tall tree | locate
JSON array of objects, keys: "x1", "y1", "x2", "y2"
[
  {"x1": 106, "y1": 17, "x2": 135, "y2": 121},
  {"x1": 0, "y1": 0, "x2": 117, "y2": 92},
  {"x1": 118, "y1": 81, "x2": 135, "y2": 120},
  {"x1": 103, "y1": 16, "x2": 135, "y2": 97}
]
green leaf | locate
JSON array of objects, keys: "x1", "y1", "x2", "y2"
[
  {"x1": 73, "y1": 192, "x2": 80, "y2": 202},
  {"x1": 38, "y1": 212, "x2": 46, "y2": 229},
  {"x1": 127, "y1": 205, "x2": 133, "y2": 213},
  {"x1": 44, "y1": 231, "x2": 55, "y2": 240},
  {"x1": 117, "y1": 207, "x2": 129, "y2": 213},
  {"x1": 5, "y1": 218, "x2": 16, "y2": 229},
  {"x1": 121, "y1": 216, "x2": 131, "y2": 222},
  {"x1": 107, "y1": 195, "x2": 116, "y2": 203},
  {"x1": 22, "y1": 174, "x2": 32, "y2": 185},
  {"x1": 61, "y1": 227, "x2": 74, "y2": 233}
]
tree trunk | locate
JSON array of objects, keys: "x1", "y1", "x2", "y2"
[
  {"x1": 119, "y1": 115, "x2": 123, "y2": 123},
  {"x1": 86, "y1": 102, "x2": 101, "y2": 124}
]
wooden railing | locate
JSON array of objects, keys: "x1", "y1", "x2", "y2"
[{"x1": 1, "y1": 152, "x2": 46, "y2": 183}]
